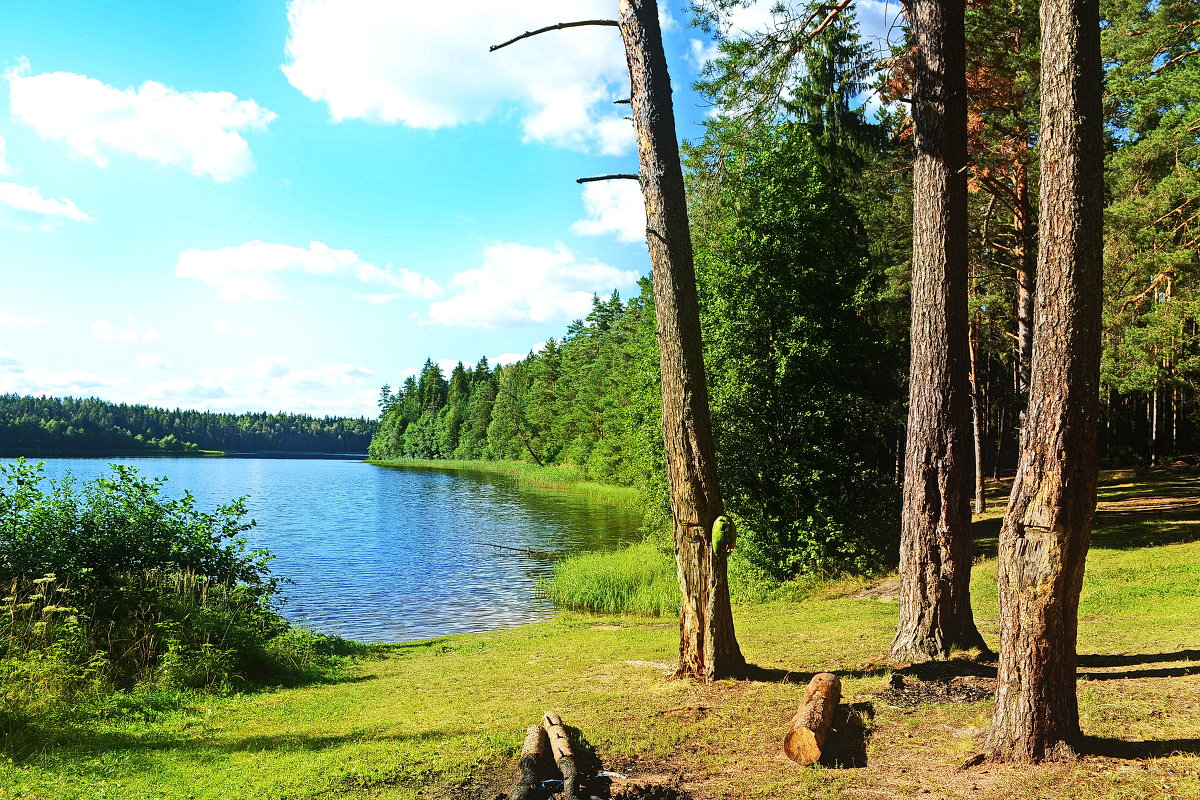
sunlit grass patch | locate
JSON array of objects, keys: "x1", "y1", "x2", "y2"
[{"x1": 539, "y1": 540, "x2": 680, "y2": 616}]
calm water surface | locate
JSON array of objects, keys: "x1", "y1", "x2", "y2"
[{"x1": 16, "y1": 457, "x2": 642, "y2": 642}]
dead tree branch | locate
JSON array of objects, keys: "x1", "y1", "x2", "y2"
[
  {"x1": 490, "y1": 20, "x2": 619, "y2": 52},
  {"x1": 576, "y1": 174, "x2": 641, "y2": 183}
]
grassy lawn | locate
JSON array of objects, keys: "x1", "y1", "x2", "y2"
[{"x1": 3, "y1": 471, "x2": 1198, "y2": 799}]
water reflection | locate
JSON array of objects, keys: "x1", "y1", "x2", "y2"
[{"x1": 17, "y1": 458, "x2": 643, "y2": 642}]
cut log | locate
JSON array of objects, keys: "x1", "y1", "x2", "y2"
[
  {"x1": 783, "y1": 673, "x2": 842, "y2": 766},
  {"x1": 509, "y1": 724, "x2": 548, "y2": 800},
  {"x1": 542, "y1": 711, "x2": 579, "y2": 799}
]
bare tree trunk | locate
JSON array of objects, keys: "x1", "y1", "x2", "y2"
[
  {"x1": 890, "y1": 0, "x2": 987, "y2": 663},
  {"x1": 969, "y1": 313, "x2": 987, "y2": 513},
  {"x1": 984, "y1": 0, "x2": 1104, "y2": 762},
  {"x1": 1014, "y1": 165, "x2": 1036, "y2": 397},
  {"x1": 618, "y1": 0, "x2": 743, "y2": 681}
]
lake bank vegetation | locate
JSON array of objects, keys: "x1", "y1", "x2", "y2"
[
  {"x1": 369, "y1": 457, "x2": 641, "y2": 509},
  {"x1": 0, "y1": 459, "x2": 362, "y2": 756},
  {"x1": 2, "y1": 469, "x2": 1196, "y2": 799},
  {"x1": 0, "y1": 394, "x2": 375, "y2": 457}
]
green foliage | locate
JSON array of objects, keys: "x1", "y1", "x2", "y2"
[
  {"x1": 0, "y1": 460, "x2": 270, "y2": 589},
  {"x1": 369, "y1": 285, "x2": 670, "y2": 527},
  {"x1": 1100, "y1": 0, "x2": 1200, "y2": 456},
  {"x1": 0, "y1": 461, "x2": 355, "y2": 727},
  {"x1": 690, "y1": 122, "x2": 902, "y2": 579}
]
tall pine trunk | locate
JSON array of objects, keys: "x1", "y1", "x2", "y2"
[
  {"x1": 984, "y1": 0, "x2": 1103, "y2": 761},
  {"x1": 1014, "y1": 165, "x2": 1036, "y2": 397},
  {"x1": 890, "y1": 0, "x2": 987, "y2": 663},
  {"x1": 969, "y1": 312, "x2": 987, "y2": 514},
  {"x1": 618, "y1": 0, "x2": 743, "y2": 681}
]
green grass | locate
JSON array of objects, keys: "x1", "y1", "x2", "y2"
[
  {"x1": 4, "y1": 470, "x2": 1200, "y2": 799},
  {"x1": 368, "y1": 458, "x2": 642, "y2": 509},
  {"x1": 539, "y1": 540, "x2": 680, "y2": 616}
]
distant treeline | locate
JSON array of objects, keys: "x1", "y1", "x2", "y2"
[
  {"x1": 371, "y1": 289, "x2": 665, "y2": 495},
  {"x1": 0, "y1": 394, "x2": 375, "y2": 456}
]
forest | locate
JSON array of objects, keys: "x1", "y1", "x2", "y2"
[
  {"x1": 370, "y1": 0, "x2": 1198, "y2": 584},
  {"x1": 0, "y1": 394, "x2": 375, "y2": 456}
]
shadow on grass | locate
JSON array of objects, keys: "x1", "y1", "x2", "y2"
[
  {"x1": 1080, "y1": 649, "x2": 1200, "y2": 668},
  {"x1": 972, "y1": 498, "x2": 1200, "y2": 558},
  {"x1": 1079, "y1": 648, "x2": 1200, "y2": 680},
  {"x1": 1083, "y1": 735, "x2": 1200, "y2": 759},
  {"x1": 737, "y1": 663, "x2": 891, "y2": 684},
  {"x1": 1080, "y1": 665, "x2": 1200, "y2": 680},
  {"x1": 2, "y1": 719, "x2": 475, "y2": 765},
  {"x1": 895, "y1": 659, "x2": 997, "y2": 680},
  {"x1": 820, "y1": 702, "x2": 875, "y2": 769}
]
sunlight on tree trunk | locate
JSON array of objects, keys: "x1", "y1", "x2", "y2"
[
  {"x1": 890, "y1": 0, "x2": 988, "y2": 664},
  {"x1": 984, "y1": 0, "x2": 1104, "y2": 762},
  {"x1": 618, "y1": 0, "x2": 743, "y2": 681}
]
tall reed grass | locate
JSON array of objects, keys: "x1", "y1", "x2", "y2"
[{"x1": 538, "y1": 541, "x2": 680, "y2": 616}]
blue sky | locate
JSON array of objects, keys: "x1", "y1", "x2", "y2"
[{"x1": 0, "y1": 0, "x2": 900, "y2": 418}]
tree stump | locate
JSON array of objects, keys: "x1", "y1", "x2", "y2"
[
  {"x1": 783, "y1": 673, "x2": 842, "y2": 765},
  {"x1": 509, "y1": 723, "x2": 548, "y2": 800}
]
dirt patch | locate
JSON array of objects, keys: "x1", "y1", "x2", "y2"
[
  {"x1": 854, "y1": 577, "x2": 901, "y2": 602},
  {"x1": 878, "y1": 674, "x2": 996, "y2": 707},
  {"x1": 480, "y1": 771, "x2": 693, "y2": 800}
]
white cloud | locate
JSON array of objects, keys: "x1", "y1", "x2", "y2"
[
  {"x1": 0, "y1": 182, "x2": 93, "y2": 231},
  {"x1": 659, "y1": 7, "x2": 681, "y2": 33},
  {"x1": 0, "y1": 135, "x2": 12, "y2": 175},
  {"x1": 136, "y1": 355, "x2": 173, "y2": 371},
  {"x1": 281, "y1": 0, "x2": 634, "y2": 155},
  {"x1": 686, "y1": 38, "x2": 721, "y2": 71},
  {"x1": 143, "y1": 357, "x2": 378, "y2": 417},
  {"x1": 0, "y1": 367, "x2": 129, "y2": 396},
  {"x1": 211, "y1": 319, "x2": 260, "y2": 336},
  {"x1": 492, "y1": 352, "x2": 527, "y2": 366},
  {"x1": 6, "y1": 60, "x2": 276, "y2": 182},
  {"x1": 0, "y1": 347, "x2": 19, "y2": 367},
  {"x1": 492, "y1": 342, "x2": 547, "y2": 366},
  {"x1": 0, "y1": 310, "x2": 44, "y2": 329},
  {"x1": 425, "y1": 241, "x2": 639, "y2": 329},
  {"x1": 142, "y1": 379, "x2": 233, "y2": 401},
  {"x1": 176, "y1": 240, "x2": 442, "y2": 303},
  {"x1": 92, "y1": 315, "x2": 159, "y2": 343},
  {"x1": 571, "y1": 180, "x2": 646, "y2": 243}
]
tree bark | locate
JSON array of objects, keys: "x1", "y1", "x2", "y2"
[
  {"x1": 783, "y1": 673, "x2": 842, "y2": 765},
  {"x1": 542, "y1": 712, "x2": 579, "y2": 799},
  {"x1": 984, "y1": 0, "x2": 1103, "y2": 762},
  {"x1": 510, "y1": 724, "x2": 549, "y2": 800},
  {"x1": 617, "y1": 0, "x2": 743, "y2": 681},
  {"x1": 969, "y1": 311, "x2": 987, "y2": 514},
  {"x1": 890, "y1": 0, "x2": 988, "y2": 663},
  {"x1": 1014, "y1": 164, "x2": 1036, "y2": 397}
]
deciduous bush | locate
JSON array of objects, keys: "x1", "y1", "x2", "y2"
[{"x1": 0, "y1": 460, "x2": 355, "y2": 723}]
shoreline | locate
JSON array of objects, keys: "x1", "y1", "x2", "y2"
[{"x1": 368, "y1": 457, "x2": 645, "y2": 511}]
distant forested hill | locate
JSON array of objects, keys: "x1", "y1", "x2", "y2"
[{"x1": 0, "y1": 394, "x2": 375, "y2": 456}]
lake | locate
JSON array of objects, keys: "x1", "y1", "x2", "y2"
[{"x1": 8, "y1": 457, "x2": 643, "y2": 643}]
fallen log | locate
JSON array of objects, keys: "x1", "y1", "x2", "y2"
[
  {"x1": 509, "y1": 724, "x2": 549, "y2": 800},
  {"x1": 543, "y1": 711, "x2": 579, "y2": 799},
  {"x1": 783, "y1": 672, "x2": 842, "y2": 765}
]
